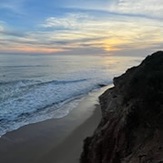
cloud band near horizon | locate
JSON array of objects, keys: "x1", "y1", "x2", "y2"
[{"x1": 0, "y1": 0, "x2": 163, "y2": 56}]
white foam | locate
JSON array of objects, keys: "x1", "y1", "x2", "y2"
[
  {"x1": 0, "y1": 54, "x2": 142, "y2": 137},
  {"x1": 0, "y1": 77, "x2": 111, "y2": 137}
]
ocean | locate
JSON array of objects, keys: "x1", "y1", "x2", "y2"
[{"x1": 0, "y1": 54, "x2": 142, "y2": 136}]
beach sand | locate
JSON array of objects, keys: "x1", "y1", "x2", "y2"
[{"x1": 0, "y1": 86, "x2": 111, "y2": 163}]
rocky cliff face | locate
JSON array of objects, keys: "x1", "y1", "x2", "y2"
[{"x1": 80, "y1": 51, "x2": 163, "y2": 163}]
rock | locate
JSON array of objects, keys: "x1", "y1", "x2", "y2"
[
  {"x1": 98, "y1": 84, "x2": 107, "y2": 87},
  {"x1": 80, "y1": 51, "x2": 163, "y2": 163}
]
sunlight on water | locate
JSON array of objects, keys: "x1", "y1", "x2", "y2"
[{"x1": 0, "y1": 53, "x2": 143, "y2": 136}]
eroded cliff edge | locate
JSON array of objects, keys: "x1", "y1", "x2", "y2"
[{"x1": 80, "y1": 51, "x2": 163, "y2": 163}]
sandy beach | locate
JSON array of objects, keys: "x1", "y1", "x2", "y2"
[{"x1": 0, "y1": 86, "x2": 111, "y2": 163}]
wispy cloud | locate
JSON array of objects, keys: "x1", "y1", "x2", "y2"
[
  {"x1": 0, "y1": 0, "x2": 163, "y2": 55},
  {"x1": 0, "y1": 0, "x2": 26, "y2": 15},
  {"x1": 41, "y1": 13, "x2": 90, "y2": 30},
  {"x1": 68, "y1": 0, "x2": 163, "y2": 20},
  {"x1": 113, "y1": 0, "x2": 163, "y2": 19}
]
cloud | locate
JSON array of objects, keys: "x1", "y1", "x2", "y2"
[
  {"x1": 0, "y1": 25, "x2": 4, "y2": 32},
  {"x1": 1, "y1": 11, "x2": 163, "y2": 55},
  {"x1": 1, "y1": 1, "x2": 163, "y2": 55},
  {"x1": 41, "y1": 13, "x2": 91, "y2": 30},
  {"x1": 0, "y1": 21, "x2": 27, "y2": 45},
  {"x1": 110, "y1": 0, "x2": 163, "y2": 19},
  {"x1": 0, "y1": 0, "x2": 26, "y2": 15},
  {"x1": 67, "y1": 0, "x2": 163, "y2": 20},
  {"x1": 0, "y1": 30, "x2": 26, "y2": 37}
]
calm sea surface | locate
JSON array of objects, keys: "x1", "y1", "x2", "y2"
[{"x1": 0, "y1": 54, "x2": 142, "y2": 136}]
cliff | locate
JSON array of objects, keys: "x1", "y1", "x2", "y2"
[{"x1": 80, "y1": 51, "x2": 163, "y2": 163}]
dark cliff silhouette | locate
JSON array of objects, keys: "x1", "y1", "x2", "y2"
[{"x1": 80, "y1": 51, "x2": 163, "y2": 163}]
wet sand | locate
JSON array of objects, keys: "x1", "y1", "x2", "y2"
[{"x1": 0, "y1": 86, "x2": 111, "y2": 163}]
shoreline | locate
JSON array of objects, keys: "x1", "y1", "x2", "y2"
[
  {"x1": 0, "y1": 85, "x2": 112, "y2": 163},
  {"x1": 38, "y1": 106, "x2": 101, "y2": 163}
]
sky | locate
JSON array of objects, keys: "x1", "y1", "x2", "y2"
[{"x1": 0, "y1": 0, "x2": 163, "y2": 56}]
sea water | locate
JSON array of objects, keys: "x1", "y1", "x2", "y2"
[{"x1": 0, "y1": 54, "x2": 142, "y2": 136}]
